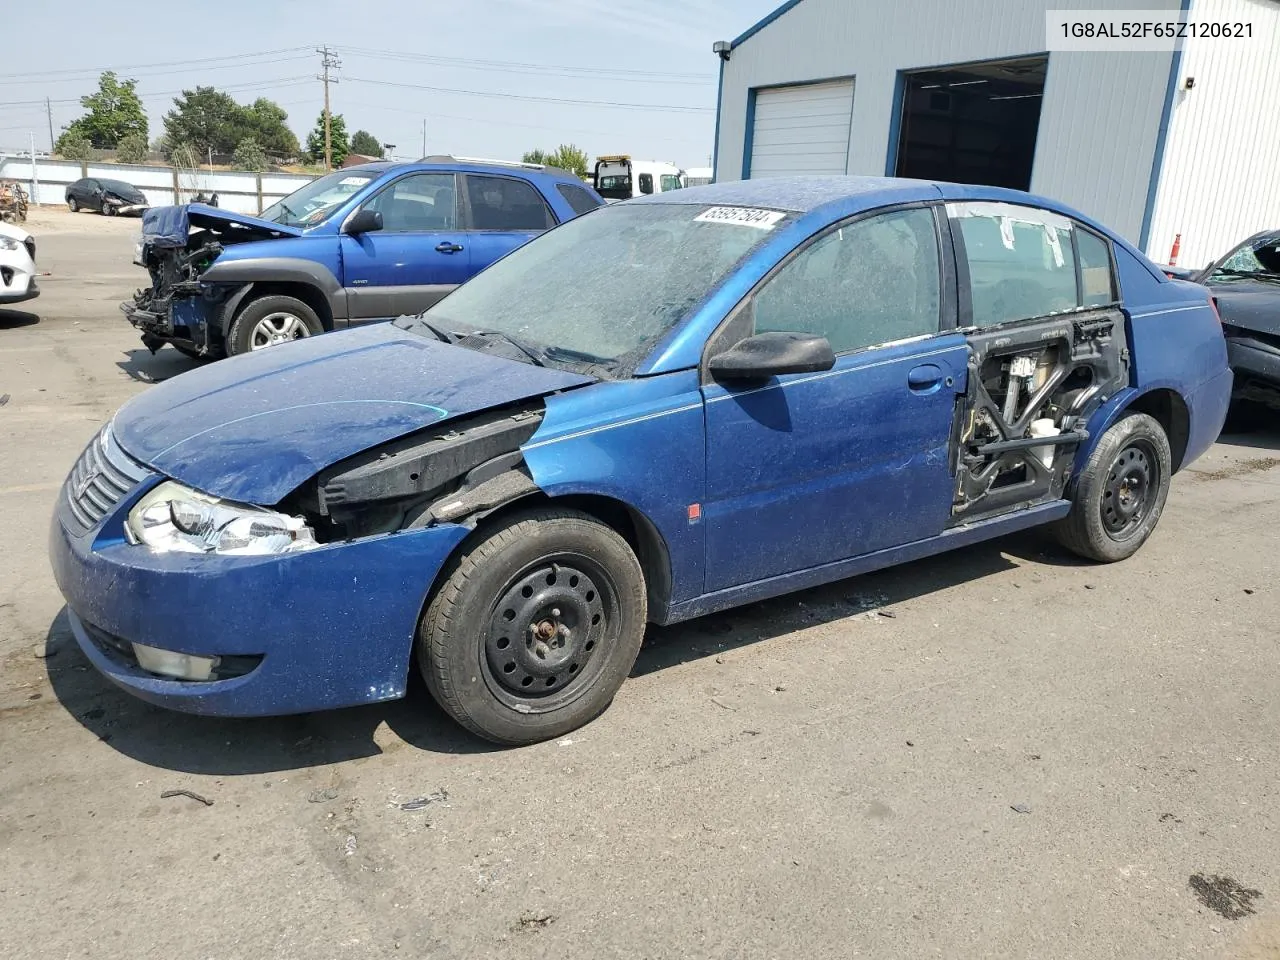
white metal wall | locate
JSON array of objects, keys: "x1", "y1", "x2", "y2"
[
  {"x1": 0, "y1": 156, "x2": 315, "y2": 215},
  {"x1": 716, "y1": 0, "x2": 1181, "y2": 246},
  {"x1": 1146, "y1": 0, "x2": 1280, "y2": 269}
]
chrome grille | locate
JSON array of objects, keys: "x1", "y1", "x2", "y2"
[{"x1": 62, "y1": 428, "x2": 152, "y2": 535}]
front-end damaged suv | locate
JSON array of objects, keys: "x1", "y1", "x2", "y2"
[{"x1": 122, "y1": 158, "x2": 604, "y2": 358}]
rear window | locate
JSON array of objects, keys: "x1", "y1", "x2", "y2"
[{"x1": 556, "y1": 183, "x2": 603, "y2": 217}]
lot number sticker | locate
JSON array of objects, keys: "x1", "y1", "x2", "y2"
[{"x1": 694, "y1": 206, "x2": 786, "y2": 229}]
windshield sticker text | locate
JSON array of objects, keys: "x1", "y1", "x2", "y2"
[{"x1": 694, "y1": 207, "x2": 786, "y2": 230}]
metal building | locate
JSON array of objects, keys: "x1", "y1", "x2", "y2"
[{"x1": 712, "y1": 0, "x2": 1280, "y2": 268}]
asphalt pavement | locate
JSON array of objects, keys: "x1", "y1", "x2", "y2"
[{"x1": 2, "y1": 208, "x2": 1279, "y2": 960}]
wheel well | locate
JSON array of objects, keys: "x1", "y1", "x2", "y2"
[
  {"x1": 232, "y1": 282, "x2": 334, "y2": 332},
  {"x1": 1127, "y1": 388, "x2": 1190, "y2": 471},
  {"x1": 470, "y1": 492, "x2": 673, "y2": 621}
]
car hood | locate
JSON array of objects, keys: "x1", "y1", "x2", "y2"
[
  {"x1": 141, "y1": 203, "x2": 301, "y2": 249},
  {"x1": 106, "y1": 187, "x2": 147, "y2": 204},
  {"x1": 111, "y1": 324, "x2": 595, "y2": 504},
  {"x1": 1209, "y1": 279, "x2": 1280, "y2": 337}
]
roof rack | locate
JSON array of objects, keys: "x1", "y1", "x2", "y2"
[{"x1": 420, "y1": 154, "x2": 570, "y2": 175}]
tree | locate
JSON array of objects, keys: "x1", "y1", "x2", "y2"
[
  {"x1": 116, "y1": 132, "x2": 149, "y2": 164},
  {"x1": 232, "y1": 137, "x2": 269, "y2": 172},
  {"x1": 306, "y1": 112, "x2": 349, "y2": 167},
  {"x1": 350, "y1": 129, "x2": 383, "y2": 158},
  {"x1": 57, "y1": 72, "x2": 147, "y2": 150},
  {"x1": 522, "y1": 145, "x2": 589, "y2": 178},
  {"x1": 548, "y1": 143, "x2": 589, "y2": 179},
  {"x1": 163, "y1": 88, "x2": 298, "y2": 160},
  {"x1": 56, "y1": 134, "x2": 92, "y2": 162}
]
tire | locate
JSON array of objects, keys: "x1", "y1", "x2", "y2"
[
  {"x1": 1053, "y1": 412, "x2": 1172, "y2": 563},
  {"x1": 418, "y1": 507, "x2": 648, "y2": 745},
  {"x1": 67, "y1": 197, "x2": 78, "y2": 213},
  {"x1": 226, "y1": 295, "x2": 323, "y2": 356},
  {"x1": 101, "y1": 202, "x2": 116, "y2": 216}
]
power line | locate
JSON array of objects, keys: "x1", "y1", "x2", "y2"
[
  {"x1": 343, "y1": 76, "x2": 713, "y2": 113},
  {"x1": 0, "y1": 76, "x2": 313, "y2": 108},
  {"x1": 339, "y1": 47, "x2": 711, "y2": 85},
  {"x1": 0, "y1": 55, "x2": 316, "y2": 88},
  {"x1": 0, "y1": 48, "x2": 314, "y2": 82}
]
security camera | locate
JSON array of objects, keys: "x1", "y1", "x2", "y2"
[{"x1": 713, "y1": 40, "x2": 731, "y2": 62}]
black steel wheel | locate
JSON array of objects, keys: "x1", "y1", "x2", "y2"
[
  {"x1": 1054, "y1": 412, "x2": 1172, "y2": 562},
  {"x1": 418, "y1": 507, "x2": 647, "y2": 745}
]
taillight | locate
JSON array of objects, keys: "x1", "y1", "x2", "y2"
[{"x1": 1208, "y1": 295, "x2": 1221, "y2": 324}]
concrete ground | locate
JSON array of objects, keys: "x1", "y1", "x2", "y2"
[{"x1": 2, "y1": 208, "x2": 1279, "y2": 960}]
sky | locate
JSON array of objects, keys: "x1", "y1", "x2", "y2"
[{"x1": 0, "y1": 0, "x2": 780, "y2": 167}]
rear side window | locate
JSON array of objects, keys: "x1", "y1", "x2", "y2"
[
  {"x1": 754, "y1": 206, "x2": 942, "y2": 354},
  {"x1": 1076, "y1": 228, "x2": 1117, "y2": 306},
  {"x1": 951, "y1": 202, "x2": 1078, "y2": 325},
  {"x1": 465, "y1": 175, "x2": 554, "y2": 231},
  {"x1": 556, "y1": 183, "x2": 603, "y2": 217},
  {"x1": 638, "y1": 173, "x2": 654, "y2": 195}
]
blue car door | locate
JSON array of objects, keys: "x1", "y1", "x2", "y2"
[
  {"x1": 461, "y1": 173, "x2": 557, "y2": 275},
  {"x1": 339, "y1": 172, "x2": 471, "y2": 322},
  {"x1": 701, "y1": 205, "x2": 968, "y2": 592}
]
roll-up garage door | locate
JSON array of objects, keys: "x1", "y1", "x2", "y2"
[{"x1": 748, "y1": 79, "x2": 854, "y2": 178}]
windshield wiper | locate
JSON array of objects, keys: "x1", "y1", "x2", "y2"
[
  {"x1": 392, "y1": 314, "x2": 455, "y2": 343},
  {"x1": 465, "y1": 330, "x2": 548, "y2": 367},
  {"x1": 274, "y1": 202, "x2": 295, "y2": 225},
  {"x1": 1214, "y1": 268, "x2": 1280, "y2": 281}
]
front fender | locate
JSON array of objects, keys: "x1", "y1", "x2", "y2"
[{"x1": 201, "y1": 256, "x2": 346, "y2": 322}]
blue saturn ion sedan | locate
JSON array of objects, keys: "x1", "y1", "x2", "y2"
[{"x1": 51, "y1": 177, "x2": 1231, "y2": 745}]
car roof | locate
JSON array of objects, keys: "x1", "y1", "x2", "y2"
[
  {"x1": 344, "y1": 159, "x2": 588, "y2": 186},
  {"x1": 629, "y1": 176, "x2": 945, "y2": 213}
]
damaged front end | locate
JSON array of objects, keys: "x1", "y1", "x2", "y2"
[
  {"x1": 121, "y1": 205, "x2": 296, "y2": 355},
  {"x1": 284, "y1": 405, "x2": 548, "y2": 544}
]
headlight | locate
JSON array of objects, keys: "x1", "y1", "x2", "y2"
[
  {"x1": 126, "y1": 481, "x2": 318, "y2": 556},
  {"x1": 0, "y1": 236, "x2": 19, "y2": 251}
]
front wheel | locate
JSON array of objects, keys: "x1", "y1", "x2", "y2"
[
  {"x1": 67, "y1": 197, "x2": 78, "y2": 212},
  {"x1": 418, "y1": 508, "x2": 648, "y2": 745},
  {"x1": 1054, "y1": 412, "x2": 1173, "y2": 562},
  {"x1": 226, "y1": 295, "x2": 323, "y2": 355}
]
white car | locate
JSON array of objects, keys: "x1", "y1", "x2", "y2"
[{"x1": 0, "y1": 220, "x2": 38, "y2": 305}]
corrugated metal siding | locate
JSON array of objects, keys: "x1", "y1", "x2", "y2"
[
  {"x1": 750, "y1": 80, "x2": 856, "y2": 177},
  {"x1": 716, "y1": 0, "x2": 1181, "y2": 245},
  {"x1": 1147, "y1": 0, "x2": 1280, "y2": 268}
]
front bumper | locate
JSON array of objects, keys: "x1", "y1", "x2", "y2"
[
  {"x1": 49, "y1": 467, "x2": 470, "y2": 717},
  {"x1": 109, "y1": 203, "x2": 149, "y2": 216},
  {"x1": 0, "y1": 257, "x2": 37, "y2": 303}
]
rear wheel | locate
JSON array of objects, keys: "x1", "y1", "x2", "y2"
[
  {"x1": 418, "y1": 508, "x2": 647, "y2": 745},
  {"x1": 226, "y1": 295, "x2": 323, "y2": 355},
  {"x1": 1054, "y1": 412, "x2": 1172, "y2": 562}
]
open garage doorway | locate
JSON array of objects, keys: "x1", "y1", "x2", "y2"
[{"x1": 892, "y1": 56, "x2": 1047, "y2": 190}]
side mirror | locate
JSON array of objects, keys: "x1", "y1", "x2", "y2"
[
  {"x1": 709, "y1": 331, "x2": 836, "y2": 381},
  {"x1": 344, "y1": 209, "x2": 383, "y2": 234}
]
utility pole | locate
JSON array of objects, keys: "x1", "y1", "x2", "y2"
[
  {"x1": 421, "y1": 119, "x2": 426, "y2": 158},
  {"x1": 317, "y1": 46, "x2": 341, "y2": 171},
  {"x1": 45, "y1": 98, "x2": 54, "y2": 152}
]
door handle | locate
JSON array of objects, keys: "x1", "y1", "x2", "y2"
[
  {"x1": 435, "y1": 242, "x2": 464, "y2": 254},
  {"x1": 907, "y1": 363, "x2": 944, "y2": 393}
]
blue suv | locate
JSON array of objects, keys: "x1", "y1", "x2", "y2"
[{"x1": 122, "y1": 158, "x2": 604, "y2": 358}]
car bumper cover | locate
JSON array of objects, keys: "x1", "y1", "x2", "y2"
[{"x1": 49, "y1": 480, "x2": 470, "y2": 716}]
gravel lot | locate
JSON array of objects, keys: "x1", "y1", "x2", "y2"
[{"x1": 2, "y1": 208, "x2": 1279, "y2": 960}]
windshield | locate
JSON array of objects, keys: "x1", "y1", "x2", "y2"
[
  {"x1": 595, "y1": 174, "x2": 632, "y2": 201},
  {"x1": 259, "y1": 169, "x2": 376, "y2": 226},
  {"x1": 99, "y1": 179, "x2": 140, "y2": 195},
  {"x1": 1213, "y1": 238, "x2": 1280, "y2": 279},
  {"x1": 660, "y1": 174, "x2": 682, "y2": 192},
  {"x1": 422, "y1": 202, "x2": 788, "y2": 372}
]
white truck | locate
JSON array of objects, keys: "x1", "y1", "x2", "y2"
[{"x1": 592, "y1": 156, "x2": 685, "y2": 201}]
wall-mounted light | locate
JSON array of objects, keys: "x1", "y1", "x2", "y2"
[
  {"x1": 713, "y1": 40, "x2": 731, "y2": 62},
  {"x1": 1184, "y1": 76, "x2": 1195, "y2": 90}
]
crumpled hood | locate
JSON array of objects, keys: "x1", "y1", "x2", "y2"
[
  {"x1": 112, "y1": 324, "x2": 594, "y2": 504},
  {"x1": 1210, "y1": 280, "x2": 1280, "y2": 337},
  {"x1": 141, "y1": 203, "x2": 301, "y2": 249}
]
